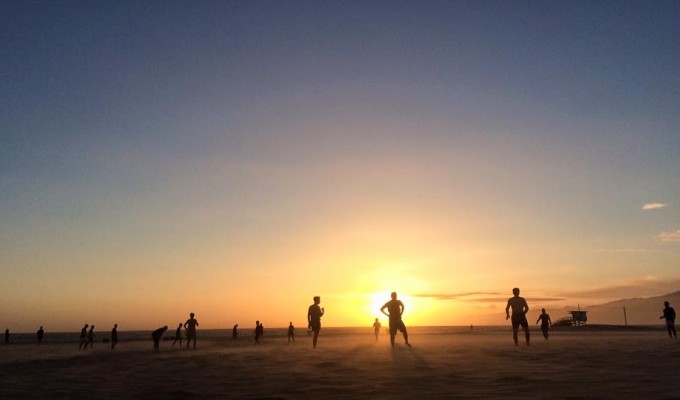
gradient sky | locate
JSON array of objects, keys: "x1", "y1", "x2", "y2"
[{"x1": 2, "y1": 1, "x2": 680, "y2": 331}]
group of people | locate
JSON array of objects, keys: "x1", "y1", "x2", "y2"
[
  {"x1": 4, "y1": 290, "x2": 676, "y2": 349},
  {"x1": 505, "y1": 287, "x2": 678, "y2": 346}
]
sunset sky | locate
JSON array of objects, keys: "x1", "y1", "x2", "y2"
[{"x1": 2, "y1": 2, "x2": 680, "y2": 331}]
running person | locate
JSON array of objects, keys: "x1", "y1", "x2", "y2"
[
  {"x1": 380, "y1": 292, "x2": 411, "y2": 348},
  {"x1": 536, "y1": 308, "x2": 552, "y2": 340},
  {"x1": 506, "y1": 287, "x2": 530, "y2": 346}
]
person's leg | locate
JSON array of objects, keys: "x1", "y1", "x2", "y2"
[
  {"x1": 400, "y1": 322, "x2": 411, "y2": 346},
  {"x1": 522, "y1": 320, "x2": 530, "y2": 345},
  {"x1": 512, "y1": 327, "x2": 519, "y2": 346},
  {"x1": 312, "y1": 331, "x2": 319, "y2": 348}
]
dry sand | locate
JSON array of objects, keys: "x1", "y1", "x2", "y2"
[{"x1": 1, "y1": 329, "x2": 679, "y2": 399}]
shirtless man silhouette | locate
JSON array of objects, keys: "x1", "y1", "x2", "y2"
[
  {"x1": 184, "y1": 313, "x2": 199, "y2": 349},
  {"x1": 506, "y1": 287, "x2": 530, "y2": 346},
  {"x1": 380, "y1": 292, "x2": 411, "y2": 348}
]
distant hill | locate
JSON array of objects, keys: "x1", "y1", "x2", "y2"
[{"x1": 561, "y1": 291, "x2": 680, "y2": 325}]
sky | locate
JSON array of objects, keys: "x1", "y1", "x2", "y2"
[{"x1": 2, "y1": 1, "x2": 680, "y2": 331}]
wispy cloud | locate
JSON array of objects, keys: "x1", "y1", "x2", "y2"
[
  {"x1": 414, "y1": 293, "x2": 564, "y2": 303},
  {"x1": 659, "y1": 230, "x2": 680, "y2": 243},
  {"x1": 642, "y1": 203, "x2": 668, "y2": 210},
  {"x1": 596, "y1": 248, "x2": 649, "y2": 253},
  {"x1": 413, "y1": 292, "x2": 500, "y2": 300},
  {"x1": 557, "y1": 277, "x2": 680, "y2": 300},
  {"x1": 470, "y1": 297, "x2": 565, "y2": 303}
]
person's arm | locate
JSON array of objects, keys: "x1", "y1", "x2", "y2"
[
  {"x1": 523, "y1": 299, "x2": 529, "y2": 315},
  {"x1": 536, "y1": 316, "x2": 540, "y2": 324},
  {"x1": 308, "y1": 307, "x2": 312, "y2": 327},
  {"x1": 505, "y1": 300, "x2": 511, "y2": 320},
  {"x1": 320, "y1": 307, "x2": 325, "y2": 317},
  {"x1": 672, "y1": 309, "x2": 677, "y2": 320},
  {"x1": 399, "y1": 301, "x2": 405, "y2": 317},
  {"x1": 183, "y1": 320, "x2": 189, "y2": 329},
  {"x1": 547, "y1": 316, "x2": 552, "y2": 325},
  {"x1": 380, "y1": 302, "x2": 389, "y2": 317}
]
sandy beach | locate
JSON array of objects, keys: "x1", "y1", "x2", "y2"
[{"x1": 1, "y1": 327, "x2": 678, "y2": 399}]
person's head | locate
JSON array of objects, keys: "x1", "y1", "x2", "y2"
[
  {"x1": 512, "y1": 288, "x2": 520, "y2": 296},
  {"x1": 91, "y1": 325, "x2": 95, "y2": 329},
  {"x1": 665, "y1": 301, "x2": 670, "y2": 307},
  {"x1": 235, "y1": 324, "x2": 238, "y2": 327},
  {"x1": 190, "y1": 312, "x2": 195, "y2": 318},
  {"x1": 375, "y1": 317, "x2": 379, "y2": 322},
  {"x1": 289, "y1": 321, "x2": 293, "y2": 325},
  {"x1": 178, "y1": 323, "x2": 183, "y2": 327},
  {"x1": 164, "y1": 325, "x2": 168, "y2": 330},
  {"x1": 40, "y1": 326, "x2": 43, "y2": 329},
  {"x1": 314, "y1": 296, "x2": 321, "y2": 304},
  {"x1": 256, "y1": 320, "x2": 259, "y2": 325},
  {"x1": 541, "y1": 308, "x2": 546, "y2": 313},
  {"x1": 391, "y1": 292, "x2": 397, "y2": 300},
  {"x1": 114, "y1": 324, "x2": 117, "y2": 328},
  {"x1": 85, "y1": 324, "x2": 88, "y2": 328}
]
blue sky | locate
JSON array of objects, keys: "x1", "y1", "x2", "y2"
[{"x1": 1, "y1": 1, "x2": 680, "y2": 330}]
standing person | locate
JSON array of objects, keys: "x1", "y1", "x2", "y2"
[
  {"x1": 287, "y1": 322, "x2": 295, "y2": 343},
  {"x1": 254, "y1": 321, "x2": 262, "y2": 344},
  {"x1": 307, "y1": 296, "x2": 325, "y2": 349},
  {"x1": 152, "y1": 326, "x2": 168, "y2": 351},
  {"x1": 36, "y1": 326, "x2": 44, "y2": 346},
  {"x1": 660, "y1": 301, "x2": 677, "y2": 339},
  {"x1": 232, "y1": 324, "x2": 238, "y2": 340},
  {"x1": 184, "y1": 313, "x2": 199, "y2": 350},
  {"x1": 111, "y1": 324, "x2": 118, "y2": 349},
  {"x1": 506, "y1": 287, "x2": 530, "y2": 346},
  {"x1": 4, "y1": 329, "x2": 8, "y2": 345},
  {"x1": 372, "y1": 318, "x2": 382, "y2": 342},
  {"x1": 85, "y1": 325, "x2": 95, "y2": 349},
  {"x1": 380, "y1": 292, "x2": 411, "y2": 348},
  {"x1": 536, "y1": 308, "x2": 552, "y2": 340},
  {"x1": 171, "y1": 323, "x2": 183, "y2": 348},
  {"x1": 79, "y1": 324, "x2": 89, "y2": 349}
]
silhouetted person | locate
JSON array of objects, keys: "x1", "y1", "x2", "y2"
[
  {"x1": 152, "y1": 326, "x2": 168, "y2": 351},
  {"x1": 232, "y1": 324, "x2": 238, "y2": 340},
  {"x1": 288, "y1": 322, "x2": 295, "y2": 343},
  {"x1": 79, "y1": 324, "x2": 89, "y2": 349},
  {"x1": 308, "y1": 296, "x2": 325, "y2": 349},
  {"x1": 4, "y1": 329, "x2": 8, "y2": 344},
  {"x1": 172, "y1": 323, "x2": 183, "y2": 348},
  {"x1": 506, "y1": 287, "x2": 530, "y2": 346},
  {"x1": 36, "y1": 326, "x2": 44, "y2": 346},
  {"x1": 380, "y1": 292, "x2": 411, "y2": 348},
  {"x1": 111, "y1": 324, "x2": 118, "y2": 349},
  {"x1": 85, "y1": 325, "x2": 95, "y2": 349},
  {"x1": 372, "y1": 318, "x2": 382, "y2": 342},
  {"x1": 660, "y1": 301, "x2": 677, "y2": 339},
  {"x1": 184, "y1": 312, "x2": 199, "y2": 350},
  {"x1": 536, "y1": 308, "x2": 552, "y2": 340},
  {"x1": 254, "y1": 321, "x2": 263, "y2": 344}
]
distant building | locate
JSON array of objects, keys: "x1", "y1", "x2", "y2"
[{"x1": 552, "y1": 310, "x2": 588, "y2": 327}]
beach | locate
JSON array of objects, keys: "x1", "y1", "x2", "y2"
[{"x1": 1, "y1": 327, "x2": 678, "y2": 399}]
